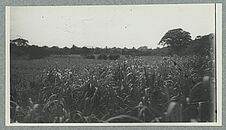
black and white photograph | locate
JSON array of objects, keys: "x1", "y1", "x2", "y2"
[{"x1": 6, "y1": 4, "x2": 222, "y2": 126}]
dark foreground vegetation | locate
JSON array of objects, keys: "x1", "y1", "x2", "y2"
[{"x1": 10, "y1": 28, "x2": 215, "y2": 123}]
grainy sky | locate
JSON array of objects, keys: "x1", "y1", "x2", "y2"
[{"x1": 9, "y1": 4, "x2": 215, "y2": 49}]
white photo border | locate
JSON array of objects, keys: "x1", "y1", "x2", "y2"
[{"x1": 5, "y1": 3, "x2": 223, "y2": 126}]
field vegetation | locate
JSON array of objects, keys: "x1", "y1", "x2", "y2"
[
  {"x1": 10, "y1": 28, "x2": 215, "y2": 123},
  {"x1": 10, "y1": 55, "x2": 214, "y2": 123}
]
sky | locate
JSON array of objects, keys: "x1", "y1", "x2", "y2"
[{"x1": 9, "y1": 4, "x2": 215, "y2": 49}]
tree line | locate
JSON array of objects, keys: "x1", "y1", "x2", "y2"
[{"x1": 10, "y1": 28, "x2": 214, "y2": 59}]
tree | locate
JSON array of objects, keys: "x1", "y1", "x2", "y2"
[
  {"x1": 10, "y1": 38, "x2": 29, "y2": 47},
  {"x1": 81, "y1": 47, "x2": 90, "y2": 55},
  {"x1": 186, "y1": 33, "x2": 214, "y2": 56},
  {"x1": 71, "y1": 45, "x2": 80, "y2": 54},
  {"x1": 159, "y1": 28, "x2": 192, "y2": 55}
]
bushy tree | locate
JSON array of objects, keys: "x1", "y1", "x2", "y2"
[
  {"x1": 185, "y1": 33, "x2": 214, "y2": 56},
  {"x1": 159, "y1": 28, "x2": 192, "y2": 55},
  {"x1": 10, "y1": 38, "x2": 29, "y2": 46}
]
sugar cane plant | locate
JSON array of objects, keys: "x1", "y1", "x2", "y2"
[{"x1": 10, "y1": 55, "x2": 214, "y2": 123}]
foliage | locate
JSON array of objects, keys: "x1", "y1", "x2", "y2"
[
  {"x1": 108, "y1": 54, "x2": 120, "y2": 60},
  {"x1": 10, "y1": 38, "x2": 29, "y2": 47},
  {"x1": 185, "y1": 33, "x2": 214, "y2": 56},
  {"x1": 10, "y1": 31, "x2": 213, "y2": 59},
  {"x1": 159, "y1": 28, "x2": 192, "y2": 55},
  {"x1": 10, "y1": 40, "x2": 50, "y2": 60},
  {"x1": 97, "y1": 54, "x2": 108, "y2": 60},
  {"x1": 10, "y1": 55, "x2": 214, "y2": 123}
]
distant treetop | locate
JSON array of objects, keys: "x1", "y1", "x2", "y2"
[{"x1": 10, "y1": 38, "x2": 29, "y2": 47}]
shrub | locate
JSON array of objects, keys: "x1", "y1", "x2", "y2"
[
  {"x1": 108, "y1": 54, "x2": 120, "y2": 60},
  {"x1": 97, "y1": 54, "x2": 108, "y2": 60}
]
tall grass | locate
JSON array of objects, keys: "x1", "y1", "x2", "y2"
[{"x1": 10, "y1": 55, "x2": 214, "y2": 123}]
